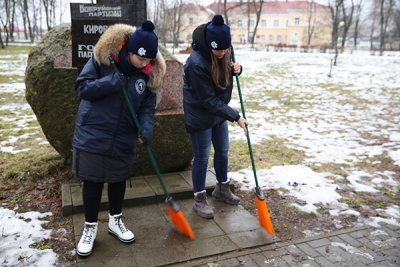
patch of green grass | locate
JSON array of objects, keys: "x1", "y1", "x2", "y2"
[
  {"x1": 240, "y1": 101, "x2": 260, "y2": 111},
  {"x1": 0, "y1": 146, "x2": 65, "y2": 181},
  {"x1": 262, "y1": 90, "x2": 285, "y2": 101},
  {"x1": 0, "y1": 92, "x2": 27, "y2": 105},
  {"x1": 9, "y1": 193, "x2": 24, "y2": 203},
  {"x1": 0, "y1": 75, "x2": 24, "y2": 84},
  {"x1": 376, "y1": 186, "x2": 398, "y2": 200},
  {"x1": 363, "y1": 199, "x2": 389, "y2": 209},
  {"x1": 354, "y1": 152, "x2": 400, "y2": 173},
  {"x1": 29, "y1": 240, "x2": 53, "y2": 250},
  {"x1": 228, "y1": 137, "x2": 305, "y2": 171},
  {"x1": 0, "y1": 46, "x2": 30, "y2": 56},
  {"x1": 339, "y1": 197, "x2": 361, "y2": 208},
  {"x1": 306, "y1": 163, "x2": 349, "y2": 178},
  {"x1": 267, "y1": 66, "x2": 287, "y2": 76},
  {"x1": 282, "y1": 202, "x2": 298, "y2": 213}
]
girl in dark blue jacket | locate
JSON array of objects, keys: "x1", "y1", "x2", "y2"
[
  {"x1": 183, "y1": 15, "x2": 248, "y2": 219},
  {"x1": 72, "y1": 21, "x2": 166, "y2": 256}
]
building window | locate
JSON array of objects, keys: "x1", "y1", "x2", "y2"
[
  {"x1": 273, "y1": 20, "x2": 279, "y2": 27},
  {"x1": 237, "y1": 20, "x2": 243, "y2": 28},
  {"x1": 286, "y1": 20, "x2": 288, "y2": 27},
  {"x1": 250, "y1": 20, "x2": 255, "y2": 27},
  {"x1": 261, "y1": 35, "x2": 265, "y2": 42},
  {"x1": 237, "y1": 35, "x2": 241, "y2": 42},
  {"x1": 261, "y1": 20, "x2": 266, "y2": 27},
  {"x1": 295, "y1": 18, "x2": 300, "y2": 25},
  {"x1": 277, "y1": 35, "x2": 281, "y2": 43},
  {"x1": 269, "y1": 35, "x2": 273, "y2": 42},
  {"x1": 189, "y1": 18, "x2": 193, "y2": 26}
]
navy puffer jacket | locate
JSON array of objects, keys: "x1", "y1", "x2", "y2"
[
  {"x1": 72, "y1": 24, "x2": 166, "y2": 157},
  {"x1": 183, "y1": 23, "x2": 240, "y2": 133}
]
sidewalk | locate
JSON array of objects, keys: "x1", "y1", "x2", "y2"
[{"x1": 63, "y1": 170, "x2": 400, "y2": 267}]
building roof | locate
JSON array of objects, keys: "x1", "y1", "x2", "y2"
[
  {"x1": 1, "y1": 26, "x2": 25, "y2": 32},
  {"x1": 206, "y1": 1, "x2": 330, "y2": 15},
  {"x1": 171, "y1": 3, "x2": 212, "y2": 13}
]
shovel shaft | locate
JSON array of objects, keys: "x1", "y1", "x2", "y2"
[
  {"x1": 230, "y1": 48, "x2": 259, "y2": 188},
  {"x1": 110, "y1": 57, "x2": 171, "y2": 199}
]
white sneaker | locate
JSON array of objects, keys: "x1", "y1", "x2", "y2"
[
  {"x1": 77, "y1": 222, "x2": 98, "y2": 256},
  {"x1": 108, "y1": 213, "x2": 135, "y2": 243}
]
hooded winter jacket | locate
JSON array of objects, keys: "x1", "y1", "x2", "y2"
[
  {"x1": 183, "y1": 23, "x2": 240, "y2": 133},
  {"x1": 72, "y1": 24, "x2": 166, "y2": 158}
]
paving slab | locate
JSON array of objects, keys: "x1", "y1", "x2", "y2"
[
  {"x1": 67, "y1": 170, "x2": 400, "y2": 267},
  {"x1": 74, "y1": 197, "x2": 276, "y2": 267},
  {"x1": 64, "y1": 169, "x2": 224, "y2": 216}
]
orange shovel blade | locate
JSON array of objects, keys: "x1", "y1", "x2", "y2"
[
  {"x1": 167, "y1": 205, "x2": 195, "y2": 240},
  {"x1": 255, "y1": 195, "x2": 275, "y2": 235}
]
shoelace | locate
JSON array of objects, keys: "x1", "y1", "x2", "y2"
[
  {"x1": 82, "y1": 225, "x2": 96, "y2": 244},
  {"x1": 115, "y1": 217, "x2": 128, "y2": 233},
  {"x1": 197, "y1": 194, "x2": 210, "y2": 207}
]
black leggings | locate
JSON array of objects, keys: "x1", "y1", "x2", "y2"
[{"x1": 83, "y1": 180, "x2": 126, "y2": 223}]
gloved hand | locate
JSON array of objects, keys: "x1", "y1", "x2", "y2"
[{"x1": 138, "y1": 132, "x2": 152, "y2": 147}]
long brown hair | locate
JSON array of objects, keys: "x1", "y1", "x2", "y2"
[{"x1": 211, "y1": 49, "x2": 231, "y2": 90}]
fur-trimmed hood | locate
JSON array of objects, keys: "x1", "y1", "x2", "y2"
[{"x1": 93, "y1": 23, "x2": 166, "y2": 92}]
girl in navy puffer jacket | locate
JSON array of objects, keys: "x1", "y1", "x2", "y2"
[
  {"x1": 72, "y1": 20, "x2": 166, "y2": 257},
  {"x1": 183, "y1": 15, "x2": 248, "y2": 219}
]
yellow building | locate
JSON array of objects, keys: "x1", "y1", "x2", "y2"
[{"x1": 173, "y1": 0, "x2": 331, "y2": 47}]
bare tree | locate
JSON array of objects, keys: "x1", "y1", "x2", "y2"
[
  {"x1": 8, "y1": 0, "x2": 17, "y2": 42},
  {"x1": 379, "y1": 0, "x2": 395, "y2": 52},
  {"x1": 163, "y1": 0, "x2": 199, "y2": 55},
  {"x1": 353, "y1": 0, "x2": 364, "y2": 49},
  {"x1": 393, "y1": 1, "x2": 400, "y2": 49},
  {"x1": 152, "y1": 0, "x2": 167, "y2": 45},
  {"x1": 0, "y1": 32, "x2": 4, "y2": 49},
  {"x1": 42, "y1": 0, "x2": 56, "y2": 31},
  {"x1": 328, "y1": 0, "x2": 344, "y2": 66},
  {"x1": 166, "y1": 0, "x2": 185, "y2": 50},
  {"x1": 0, "y1": 0, "x2": 7, "y2": 48},
  {"x1": 222, "y1": 0, "x2": 244, "y2": 30},
  {"x1": 306, "y1": 0, "x2": 317, "y2": 47},
  {"x1": 369, "y1": 0, "x2": 380, "y2": 49},
  {"x1": 23, "y1": 0, "x2": 34, "y2": 42},
  {"x1": 246, "y1": 0, "x2": 250, "y2": 44},
  {"x1": 1, "y1": 0, "x2": 11, "y2": 46},
  {"x1": 249, "y1": 0, "x2": 264, "y2": 48},
  {"x1": 340, "y1": 0, "x2": 355, "y2": 52}
]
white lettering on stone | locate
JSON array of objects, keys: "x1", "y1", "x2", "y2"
[
  {"x1": 77, "y1": 44, "x2": 94, "y2": 58},
  {"x1": 83, "y1": 25, "x2": 109, "y2": 34},
  {"x1": 79, "y1": 5, "x2": 122, "y2": 18}
]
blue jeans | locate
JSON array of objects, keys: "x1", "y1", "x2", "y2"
[{"x1": 190, "y1": 121, "x2": 229, "y2": 193}]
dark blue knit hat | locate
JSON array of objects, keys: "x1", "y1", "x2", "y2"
[
  {"x1": 127, "y1": 20, "x2": 158, "y2": 59},
  {"x1": 206, "y1": 15, "x2": 231, "y2": 50}
]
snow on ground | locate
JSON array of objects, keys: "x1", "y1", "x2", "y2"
[
  {"x1": 0, "y1": 44, "x2": 399, "y2": 264},
  {"x1": 173, "y1": 45, "x2": 400, "y2": 229},
  {"x1": 0, "y1": 208, "x2": 57, "y2": 266}
]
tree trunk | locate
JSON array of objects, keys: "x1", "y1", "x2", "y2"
[
  {"x1": 340, "y1": 1, "x2": 354, "y2": 53},
  {"x1": 0, "y1": 32, "x2": 5, "y2": 48},
  {"x1": 250, "y1": 0, "x2": 264, "y2": 48}
]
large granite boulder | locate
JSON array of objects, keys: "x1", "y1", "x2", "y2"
[{"x1": 25, "y1": 23, "x2": 193, "y2": 176}]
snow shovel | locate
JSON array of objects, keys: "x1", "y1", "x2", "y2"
[
  {"x1": 230, "y1": 48, "x2": 275, "y2": 235},
  {"x1": 109, "y1": 57, "x2": 195, "y2": 240}
]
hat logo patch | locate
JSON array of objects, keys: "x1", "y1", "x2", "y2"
[
  {"x1": 135, "y1": 79, "x2": 146, "y2": 94},
  {"x1": 210, "y1": 41, "x2": 218, "y2": 49},
  {"x1": 138, "y1": 47, "x2": 146, "y2": 57}
]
